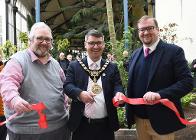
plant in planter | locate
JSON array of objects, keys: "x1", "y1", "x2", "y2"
[
  {"x1": 0, "y1": 40, "x2": 16, "y2": 60},
  {"x1": 106, "y1": 26, "x2": 140, "y2": 89},
  {"x1": 117, "y1": 107, "x2": 127, "y2": 128},
  {"x1": 106, "y1": 27, "x2": 140, "y2": 129},
  {"x1": 51, "y1": 35, "x2": 70, "y2": 59},
  {"x1": 19, "y1": 32, "x2": 29, "y2": 50},
  {"x1": 181, "y1": 92, "x2": 196, "y2": 108}
]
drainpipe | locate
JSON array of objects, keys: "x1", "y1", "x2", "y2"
[
  {"x1": 5, "y1": 0, "x2": 10, "y2": 40},
  {"x1": 123, "y1": 0, "x2": 129, "y2": 49},
  {"x1": 36, "y1": 0, "x2": 40, "y2": 22},
  {"x1": 151, "y1": 0, "x2": 155, "y2": 17},
  {"x1": 13, "y1": 5, "x2": 18, "y2": 46}
]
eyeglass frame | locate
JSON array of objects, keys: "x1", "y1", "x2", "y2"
[
  {"x1": 34, "y1": 36, "x2": 53, "y2": 44},
  {"x1": 137, "y1": 26, "x2": 157, "y2": 33},
  {"x1": 85, "y1": 41, "x2": 105, "y2": 47}
]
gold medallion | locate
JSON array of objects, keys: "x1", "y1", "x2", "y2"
[
  {"x1": 91, "y1": 83, "x2": 102, "y2": 94},
  {"x1": 77, "y1": 59, "x2": 109, "y2": 95}
]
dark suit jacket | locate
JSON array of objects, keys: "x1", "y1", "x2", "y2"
[
  {"x1": 126, "y1": 40, "x2": 193, "y2": 134},
  {"x1": 191, "y1": 59, "x2": 196, "y2": 75},
  {"x1": 64, "y1": 57, "x2": 124, "y2": 132},
  {"x1": 58, "y1": 59, "x2": 70, "y2": 74}
]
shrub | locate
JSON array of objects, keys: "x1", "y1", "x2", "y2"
[
  {"x1": 181, "y1": 93, "x2": 196, "y2": 108},
  {"x1": 117, "y1": 107, "x2": 127, "y2": 128}
]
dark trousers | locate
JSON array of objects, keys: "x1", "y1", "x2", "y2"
[
  {"x1": 8, "y1": 124, "x2": 70, "y2": 140},
  {"x1": 72, "y1": 117, "x2": 114, "y2": 140},
  {"x1": 0, "y1": 116, "x2": 7, "y2": 140}
]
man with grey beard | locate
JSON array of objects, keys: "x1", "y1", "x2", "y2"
[{"x1": 0, "y1": 22, "x2": 70, "y2": 140}]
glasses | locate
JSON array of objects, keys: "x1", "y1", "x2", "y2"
[
  {"x1": 35, "y1": 36, "x2": 53, "y2": 44},
  {"x1": 138, "y1": 26, "x2": 156, "y2": 33},
  {"x1": 85, "y1": 41, "x2": 104, "y2": 47}
]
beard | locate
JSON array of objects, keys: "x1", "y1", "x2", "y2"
[{"x1": 33, "y1": 45, "x2": 50, "y2": 57}]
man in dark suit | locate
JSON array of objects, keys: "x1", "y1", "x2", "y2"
[
  {"x1": 126, "y1": 15, "x2": 193, "y2": 140},
  {"x1": 58, "y1": 52, "x2": 70, "y2": 75},
  {"x1": 191, "y1": 59, "x2": 196, "y2": 76},
  {"x1": 64, "y1": 29, "x2": 124, "y2": 140}
]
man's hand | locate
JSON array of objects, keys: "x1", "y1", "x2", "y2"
[
  {"x1": 114, "y1": 92, "x2": 125, "y2": 104},
  {"x1": 11, "y1": 96, "x2": 32, "y2": 114},
  {"x1": 143, "y1": 91, "x2": 161, "y2": 104},
  {"x1": 78, "y1": 91, "x2": 96, "y2": 104}
]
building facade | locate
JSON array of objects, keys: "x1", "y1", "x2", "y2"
[
  {"x1": 156, "y1": 0, "x2": 196, "y2": 61},
  {"x1": 0, "y1": 0, "x2": 30, "y2": 48},
  {"x1": 0, "y1": 0, "x2": 195, "y2": 61}
]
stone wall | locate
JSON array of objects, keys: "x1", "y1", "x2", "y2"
[{"x1": 115, "y1": 126, "x2": 196, "y2": 140}]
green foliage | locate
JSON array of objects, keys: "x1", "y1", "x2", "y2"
[
  {"x1": 56, "y1": 38, "x2": 70, "y2": 52},
  {"x1": 0, "y1": 32, "x2": 29, "y2": 60},
  {"x1": 59, "y1": 0, "x2": 124, "y2": 43},
  {"x1": 61, "y1": 3, "x2": 83, "y2": 11},
  {"x1": 108, "y1": 26, "x2": 140, "y2": 88},
  {"x1": 49, "y1": 35, "x2": 70, "y2": 59},
  {"x1": 181, "y1": 93, "x2": 196, "y2": 108},
  {"x1": 122, "y1": 26, "x2": 141, "y2": 54},
  {"x1": 106, "y1": 40, "x2": 128, "y2": 88},
  {"x1": 71, "y1": 7, "x2": 105, "y2": 23},
  {"x1": 0, "y1": 40, "x2": 16, "y2": 60},
  {"x1": 192, "y1": 88, "x2": 196, "y2": 92},
  {"x1": 18, "y1": 32, "x2": 28, "y2": 50},
  {"x1": 117, "y1": 107, "x2": 127, "y2": 128},
  {"x1": 110, "y1": 27, "x2": 140, "y2": 128},
  {"x1": 27, "y1": 14, "x2": 35, "y2": 31}
]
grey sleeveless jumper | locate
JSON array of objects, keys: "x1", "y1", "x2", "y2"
[{"x1": 4, "y1": 50, "x2": 68, "y2": 134}]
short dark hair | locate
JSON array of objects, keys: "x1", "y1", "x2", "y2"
[
  {"x1": 85, "y1": 29, "x2": 104, "y2": 41},
  {"x1": 137, "y1": 15, "x2": 159, "y2": 28}
]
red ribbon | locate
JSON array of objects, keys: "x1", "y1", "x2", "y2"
[
  {"x1": 113, "y1": 94, "x2": 196, "y2": 125},
  {"x1": 31, "y1": 102, "x2": 48, "y2": 128},
  {"x1": 0, "y1": 102, "x2": 48, "y2": 129}
]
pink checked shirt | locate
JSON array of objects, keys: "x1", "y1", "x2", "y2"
[{"x1": 0, "y1": 49, "x2": 65, "y2": 109}]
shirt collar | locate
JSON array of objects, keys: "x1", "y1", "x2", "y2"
[
  {"x1": 143, "y1": 39, "x2": 160, "y2": 53},
  {"x1": 27, "y1": 48, "x2": 52, "y2": 63},
  {"x1": 87, "y1": 56, "x2": 101, "y2": 68}
]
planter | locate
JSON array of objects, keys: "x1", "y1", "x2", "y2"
[
  {"x1": 115, "y1": 128, "x2": 136, "y2": 140},
  {"x1": 175, "y1": 104, "x2": 196, "y2": 140},
  {"x1": 115, "y1": 103, "x2": 196, "y2": 140}
]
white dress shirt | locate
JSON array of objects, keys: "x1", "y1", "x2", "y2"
[{"x1": 84, "y1": 56, "x2": 108, "y2": 119}]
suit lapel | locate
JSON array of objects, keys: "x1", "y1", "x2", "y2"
[
  {"x1": 101, "y1": 59, "x2": 107, "y2": 93},
  {"x1": 81, "y1": 57, "x2": 89, "y2": 90},
  {"x1": 128, "y1": 48, "x2": 143, "y2": 82}
]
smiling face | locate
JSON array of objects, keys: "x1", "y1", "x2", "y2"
[
  {"x1": 137, "y1": 18, "x2": 159, "y2": 47},
  {"x1": 85, "y1": 35, "x2": 105, "y2": 62},
  {"x1": 30, "y1": 27, "x2": 53, "y2": 58}
]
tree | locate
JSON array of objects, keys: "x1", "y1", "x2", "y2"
[
  {"x1": 106, "y1": 0, "x2": 117, "y2": 51},
  {"x1": 59, "y1": 0, "x2": 124, "y2": 46}
]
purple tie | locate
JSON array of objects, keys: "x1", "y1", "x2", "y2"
[{"x1": 144, "y1": 48, "x2": 150, "y2": 58}]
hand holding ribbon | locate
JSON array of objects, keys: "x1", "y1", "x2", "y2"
[
  {"x1": 113, "y1": 94, "x2": 196, "y2": 125},
  {"x1": 0, "y1": 102, "x2": 48, "y2": 129},
  {"x1": 114, "y1": 92, "x2": 125, "y2": 105}
]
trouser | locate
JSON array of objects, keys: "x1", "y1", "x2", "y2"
[
  {"x1": 135, "y1": 117, "x2": 175, "y2": 140},
  {"x1": 7, "y1": 124, "x2": 71, "y2": 140},
  {"x1": 0, "y1": 116, "x2": 7, "y2": 140},
  {"x1": 72, "y1": 116, "x2": 114, "y2": 140}
]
